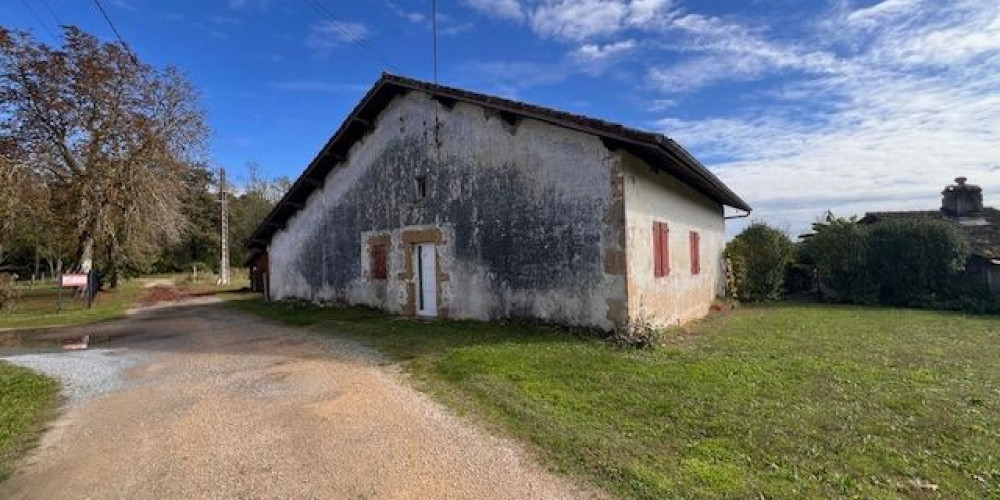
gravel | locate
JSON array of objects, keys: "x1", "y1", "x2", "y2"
[
  {"x1": 2, "y1": 349, "x2": 149, "y2": 405},
  {"x1": 0, "y1": 300, "x2": 608, "y2": 500}
]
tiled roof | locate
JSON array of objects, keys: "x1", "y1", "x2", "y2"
[{"x1": 247, "y1": 73, "x2": 750, "y2": 251}]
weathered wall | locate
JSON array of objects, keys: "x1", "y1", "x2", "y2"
[
  {"x1": 622, "y1": 152, "x2": 725, "y2": 327},
  {"x1": 268, "y1": 91, "x2": 627, "y2": 329}
]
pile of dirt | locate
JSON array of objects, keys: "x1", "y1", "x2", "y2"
[{"x1": 139, "y1": 285, "x2": 193, "y2": 306}]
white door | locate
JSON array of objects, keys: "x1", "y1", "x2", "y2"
[{"x1": 415, "y1": 244, "x2": 437, "y2": 317}]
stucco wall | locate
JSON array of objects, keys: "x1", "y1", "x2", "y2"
[
  {"x1": 267, "y1": 91, "x2": 627, "y2": 329},
  {"x1": 622, "y1": 152, "x2": 725, "y2": 327}
]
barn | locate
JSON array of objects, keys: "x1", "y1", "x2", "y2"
[{"x1": 246, "y1": 74, "x2": 750, "y2": 330}]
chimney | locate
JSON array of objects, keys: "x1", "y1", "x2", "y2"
[{"x1": 941, "y1": 177, "x2": 984, "y2": 217}]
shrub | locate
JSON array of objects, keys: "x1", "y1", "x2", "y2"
[
  {"x1": 725, "y1": 222, "x2": 795, "y2": 302},
  {"x1": 864, "y1": 218, "x2": 969, "y2": 306},
  {"x1": 611, "y1": 315, "x2": 660, "y2": 349},
  {"x1": 799, "y1": 214, "x2": 875, "y2": 302},
  {"x1": 0, "y1": 273, "x2": 19, "y2": 309},
  {"x1": 802, "y1": 214, "x2": 981, "y2": 311}
]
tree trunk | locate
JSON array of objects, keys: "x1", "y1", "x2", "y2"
[{"x1": 75, "y1": 232, "x2": 94, "y2": 273}]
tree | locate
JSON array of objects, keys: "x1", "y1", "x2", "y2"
[
  {"x1": 0, "y1": 27, "x2": 209, "y2": 284},
  {"x1": 799, "y1": 212, "x2": 871, "y2": 300},
  {"x1": 864, "y1": 219, "x2": 969, "y2": 305},
  {"x1": 228, "y1": 162, "x2": 287, "y2": 266},
  {"x1": 725, "y1": 222, "x2": 795, "y2": 301}
]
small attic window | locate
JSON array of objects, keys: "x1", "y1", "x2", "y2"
[{"x1": 415, "y1": 176, "x2": 427, "y2": 201}]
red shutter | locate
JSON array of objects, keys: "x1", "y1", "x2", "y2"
[
  {"x1": 653, "y1": 222, "x2": 670, "y2": 277},
  {"x1": 653, "y1": 223, "x2": 662, "y2": 277},
  {"x1": 690, "y1": 231, "x2": 700, "y2": 275},
  {"x1": 371, "y1": 244, "x2": 387, "y2": 279},
  {"x1": 661, "y1": 223, "x2": 670, "y2": 276}
]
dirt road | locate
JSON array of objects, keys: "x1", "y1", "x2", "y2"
[{"x1": 1, "y1": 299, "x2": 605, "y2": 499}]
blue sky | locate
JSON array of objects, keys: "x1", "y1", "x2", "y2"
[{"x1": 4, "y1": 0, "x2": 998, "y2": 235}]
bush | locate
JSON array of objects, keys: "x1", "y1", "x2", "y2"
[
  {"x1": 725, "y1": 222, "x2": 795, "y2": 302},
  {"x1": 800, "y1": 214, "x2": 875, "y2": 302},
  {"x1": 0, "y1": 273, "x2": 19, "y2": 309},
  {"x1": 864, "y1": 219, "x2": 969, "y2": 306},
  {"x1": 802, "y1": 214, "x2": 983, "y2": 311}
]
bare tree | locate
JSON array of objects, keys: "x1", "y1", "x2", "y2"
[{"x1": 0, "y1": 27, "x2": 208, "y2": 282}]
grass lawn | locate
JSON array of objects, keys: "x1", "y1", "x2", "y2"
[
  {"x1": 229, "y1": 297, "x2": 1000, "y2": 499},
  {"x1": 0, "y1": 274, "x2": 249, "y2": 331},
  {"x1": 0, "y1": 362, "x2": 59, "y2": 481},
  {"x1": 0, "y1": 281, "x2": 147, "y2": 331}
]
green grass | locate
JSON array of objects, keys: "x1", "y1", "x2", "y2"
[
  {"x1": 229, "y1": 297, "x2": 1000, "y2": 499},
  {"x1": 0, "y1": 362, "x2": 59, "y2": 481},
  {"x1": 0, "y1": 274, "x2": 249, "y2": 331},
  {"x1": 0, "y1": 281, "x2": 147, "y2": 330}
]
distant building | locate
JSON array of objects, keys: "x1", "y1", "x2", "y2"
[
  {"x1": 860, "y1": 177, "x2": 1000, "y2": 292},
  {"x1": 246, "y1": 74, "x2": 750, "y2": 330}
]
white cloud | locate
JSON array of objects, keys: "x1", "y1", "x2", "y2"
[
  {"x1": 650, "y1": 1, "x2": 1000, "y2": 234},
  {"x1": 531, "y1": 0, "x2": 669, "y2": 41},
  {"x1": 574, "y1": 39, "x2": 637, "y2": 59},
  {"x1": 305, "y1": 20, "x2": 369, "y2": 53},
  {"x1": 463, "y1": 0, "x2": 525, "y2": 21},
  {"x1": 460, "y1": 0, "x2": 670, "y2": 40}
]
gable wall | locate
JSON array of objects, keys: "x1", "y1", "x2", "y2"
[
  {"x1": 622, "y1": 151, "x2": 726, "y2": 327},
  {"x1": 267, "y1": 91, "x2": 627, "y2": 329}
]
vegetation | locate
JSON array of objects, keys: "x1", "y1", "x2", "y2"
[
  {"x1": 0, "y1": 26, "x2": 209, "y2": 282},
  {"x1": 800, "y1": 213, "x2": 992, "y2": 311},
  {"x1": 230, "y1": 296, "x2": 1000, "y2": 499},
  {"x1": 725, "y1": 222, "x2": 795, "y2": 301},
  {"x1": 0, "y1": 27, "x2": 289, "y2": 289},
  {"x1": 0, "y1": 362, "x2": 59, "y2": 481},
  {"x1": 0, "y1": 280, "x2": 146, "y2": 330}
]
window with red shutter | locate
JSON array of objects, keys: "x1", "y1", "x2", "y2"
[
  {"x1": 660, "y1": 223, "x2": 670, "y2": 276},
  {"x1": 653, "y1": 223, "x2": 662, "y2": 277},
  {"x1": 690, "y1": 231, "x2": 701, "y2": 275},
  {"x1": 653, "y1": 222, "x2": 670, "y2": 277},
  {"x1": 370, "y1": 243, "x2": 387, "y2": 279}
]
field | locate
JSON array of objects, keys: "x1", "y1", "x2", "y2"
[
  {"x1": 230, "y1": 297, "x2": 1000, "y2": 499},
  {"x1": 0, "y1": 273, "x2": 249, "y2": 331},
  {"x1": 0, "y1": 362, "x2": 58, "y2": 481}
]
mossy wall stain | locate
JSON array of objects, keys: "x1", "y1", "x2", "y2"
[{"x1": 269, "y1": 92, "x2": 626, "y2": 329}]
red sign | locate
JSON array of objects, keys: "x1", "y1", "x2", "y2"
[{"x1": 60, "y1": 274, "x2": 88, "y2": 288}]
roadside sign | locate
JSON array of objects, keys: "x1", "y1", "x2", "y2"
[{"x1": 60, "y1": 273, "x2": 88, "y2": 288}]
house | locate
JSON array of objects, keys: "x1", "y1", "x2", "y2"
[
  {"x1": 245, "y1": 74, "x2": 750, "y2": 330},
  {"x1": 860, "y1": 177, "x2": 1000, "y2": 292}
]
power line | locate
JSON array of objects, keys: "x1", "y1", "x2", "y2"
[
  {"x1": 431, "y1": 0, "x2": 438, "y2": 83},
  {"x1": 306, "y1": 0, "x2": 399, "y2": 73},
  {"x1": 20, "y1": 0, "x2": 58, "y2": 41},
  {"x1": 38, "y1": 0, "x2": 63, "y2": 28},
  {"x1": 90, "y1": 0, "x2": 139, "y2": 65}
]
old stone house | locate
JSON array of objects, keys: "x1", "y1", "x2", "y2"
[
  {"x1": 246, "y1": 74, "x2": 751, "y2": 330},
  {"x1": 860, "y1": 177, "x2": 1000, "y2": 292}
]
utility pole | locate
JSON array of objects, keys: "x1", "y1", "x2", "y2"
[{"x1": 218, "y1": 167, "x2": 230, "y2": 286}]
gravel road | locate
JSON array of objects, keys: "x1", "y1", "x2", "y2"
[{"x1": 0, "y1": 299, "x2": 607, "y2": 499}]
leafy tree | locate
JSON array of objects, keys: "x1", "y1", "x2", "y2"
[
  {"x1": 0, "y1": 27, "x2": 208, "y2": 284},
  {"x1": 799, "y1": 212, "x2": 873, "y2": 301},
  {"x1": 725, "y1": 222, "x2": 795, "y2": 301},
  {"x1": 228, "y1": 162, "x2": 287, "y2": 266},
  {"x1": 802, "y1": 213, "x2": 972, "y2": 308},
  {"x1": 864, "y1": 219, "x2": 969, "y2": 305}
]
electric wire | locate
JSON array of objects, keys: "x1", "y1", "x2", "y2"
[
  {"x1": 431, "y1": 0, "x2": 438, "y2": 83},
  {"x1": 305, "y1": 0, "x2": 399, "y2": 73},
  {"x1": 90, "y1": 0, "x2": 139, "y2": 65},
  {"x1": 19, "y1": 0, "x2": 58, "y2": 40},
  {"x1": 38, "y1": 0, "x2": 64, "y2": 28}
]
